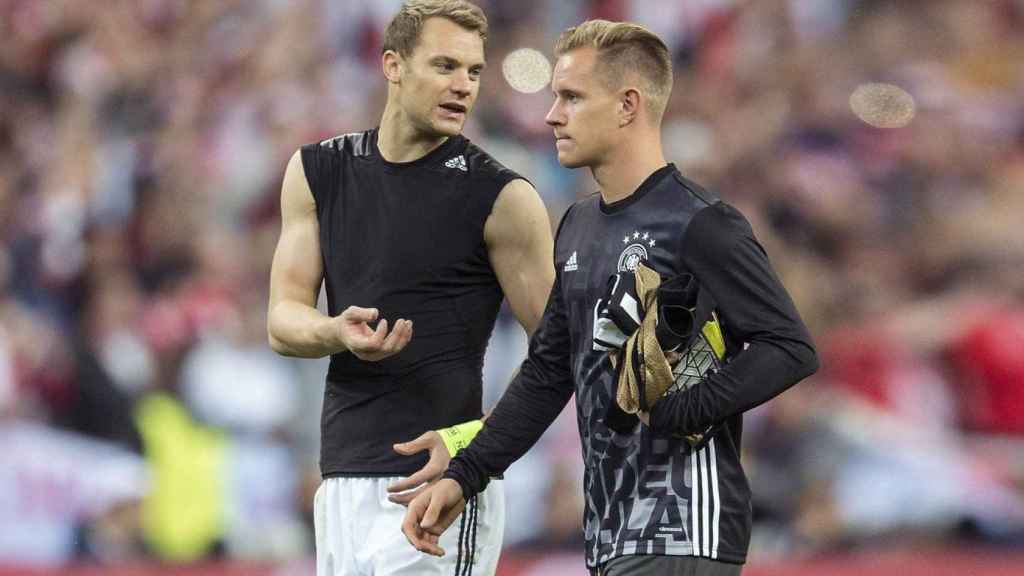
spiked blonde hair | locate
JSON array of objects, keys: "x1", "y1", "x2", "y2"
[{"x1": 555, "y1": 19, "x2": 673, "y2": 122}]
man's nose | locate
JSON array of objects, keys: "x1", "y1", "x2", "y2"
[
  {"x1": 545, "y1": 101, "x2": 563, "y2": 126},
  {"x1": 451, "y1": 72, "x2": 473, "y2": 98}
]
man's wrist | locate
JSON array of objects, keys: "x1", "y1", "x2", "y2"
[
  {"x1": 314, "y1": 316, "x2": 346, "y2": 353},
  {"x1": 442, "y1": 468, "x2": 474, "y2": 501},
  {"x1": 436, "y1": 419, "x2": 483, "y2": 457},
  {"x1": 440, "y1": 476, "x2": 466, "y2": 501}
]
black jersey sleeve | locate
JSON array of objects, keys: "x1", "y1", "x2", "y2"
[
  {"x1": 443, "y1": 245, "x2": 575, "y2": 500},
  {"x1": 300, "y1": 141, "x2": 340, "y2": 211},
  {"x1": 650, "y1": 202, "x2": 819, "y2": 435},
  {"x1": 466, "y1": 149, "x2": 526, "y2": 192}
]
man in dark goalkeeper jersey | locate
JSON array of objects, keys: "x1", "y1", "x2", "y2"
[{"x1": 403, "y1": 19, "x2": 818, "y2": 576}]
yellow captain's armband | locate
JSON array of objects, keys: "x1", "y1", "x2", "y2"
[{"x1": 437, "y1": 419, "x2": 483, "y2": 457}]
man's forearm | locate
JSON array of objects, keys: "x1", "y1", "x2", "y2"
[
  {"x1": 651, "y1": 201, "x2": 819, "y2": 435},
  {"x1": 650, "y1": 337, "x2": 817, "y2": 434},
  {"x1": 444, "y1": 356, "x2": 574, "y2": 498},
  {"x1": 268, "y1": 300, "x2": 344, "y2": 358},
  {"x1": 446, "y1": 249, "x2": 572, "y2": 498}
]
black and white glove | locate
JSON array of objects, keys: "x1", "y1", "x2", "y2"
[{"x1": 593, "y1": 272, "x2": 642, "y2": 351}]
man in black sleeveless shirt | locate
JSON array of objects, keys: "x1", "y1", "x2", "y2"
[
  {"x1": 403, "y1": 20, "x2": 819, "y2": 576},
  {"x1": 267, "y1": 2, "x2": 554, "y2": 575}
]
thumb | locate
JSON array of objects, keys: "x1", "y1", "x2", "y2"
[
  {"x1": 421, "y1": 493, "x2": 443, "y2": 529},
  {"x1": 343, "y1": 306, "x2": 379, "y2": 324},
  {"x1": 393, "y1": 431, "x2": 433, "y2": 455}
]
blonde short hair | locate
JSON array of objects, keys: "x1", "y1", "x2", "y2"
[
  {"x1": 383, "y1": 0, "x2": 488, "y2": 58},
  {"x1": 555, "y1": 19, "x2": 673, "y2": 121}
]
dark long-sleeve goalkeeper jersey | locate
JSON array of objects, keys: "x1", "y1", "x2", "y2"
[{"x1": 444, "y1": 164, "x2": 819, "y2": 568}]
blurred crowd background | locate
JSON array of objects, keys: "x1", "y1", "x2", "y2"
[{"x1": 2, "y1": 0, "x2": 1024, "y2": 573}]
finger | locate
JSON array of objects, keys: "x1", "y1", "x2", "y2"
[
  {"x1": 419, "y1": 534, "x2": 445, "y2": 557},
  {"x1": 421, "y1": 492, "x2": 445, "y2": 529},
  {"x1": 397, "y1": 319, "x2": 413, "y2": 346},
  {"x1": 422, "y1": 533, "x2": 444, "y2": 556},
  {"x1": 402, "y1": 496, "x2": 429, "y2": 536},
  {"x1": 402, "y1": 504, "x2": 428, "y2": 550},
  {"x1": 390, "y1": 319, "x2": 412, "y2": 353},
  {"x1": 366, "y1": 318, "x2": 388, "y2": 349},
  {"x1": 388, "y1": 484, "x2": 427, "y2": 506},
  {"x1": 429, "y1": 504, "x2": 465, "y2": 537},
  {"x1": 388, "y1": 464, "x2": 441, "y2": 494},
  {"x1": 343, "y1": 306, "x2": 379, "y2": 324},
  {"x1": 392, "y1": 431, "x2": 432, "y2": 456},
  {"x1": 378, "y1": 318, "x2": 407, "y2": 354},
  {"x1": 396, "y1": 320, "x2": 413, "y2": 351},
  {"x1": 402, "y1": 498, "x2": 445, "y2": 556}
]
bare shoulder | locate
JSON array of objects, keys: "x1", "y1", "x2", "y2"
[{"x1": 281, "y1": 149, "x2": 315, "y2": 218}]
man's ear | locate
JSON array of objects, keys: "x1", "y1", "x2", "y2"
[
  {"x1": 619, "y1": 87, "x2": 641, "y2": 127},
  {"x1": 383, "y1": 50, "x2": 403, "y2": 84}
]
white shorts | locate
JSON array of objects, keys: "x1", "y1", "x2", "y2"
[{"x1": 313, "y1": 476, "x2": 505, "y2": 576}]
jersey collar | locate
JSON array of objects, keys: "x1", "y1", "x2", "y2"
[{"x1": 599, "y1": 163, "x2": 675, "y2": 214}]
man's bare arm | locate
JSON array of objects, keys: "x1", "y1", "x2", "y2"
[
  {"x1": 484, "y1": 179, "x2": 555, "y2": 336},
  {"x1": 267, "y1": 150, "x2": 412, "y2": 359}
]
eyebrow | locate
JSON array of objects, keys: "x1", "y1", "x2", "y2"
[{"x1": 429, "y1": 55, "x2": 487, "y2": 70}]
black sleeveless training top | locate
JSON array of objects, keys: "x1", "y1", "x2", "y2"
[{"x1": 300, "y1": 128, "x2": 523, "y2": 476}]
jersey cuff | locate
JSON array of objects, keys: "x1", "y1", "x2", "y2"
[{"x1": 443, "y1": 458, "x2": 488, "y2": 500}]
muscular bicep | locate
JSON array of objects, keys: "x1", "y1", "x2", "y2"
[
  {"x1": 484, "y1": 179, "x2": 555, "y2": 336},
  {"x1": 269, "y1": 150, "x2": 323, "y2": 312}
]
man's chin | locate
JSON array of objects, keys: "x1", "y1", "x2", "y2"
[
  {"x1": 556, "y1": 152, "x2": 587, "y2": 169},
  {"x1": 432, "y1": 119, "x2": 465, "y2": 137}
]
